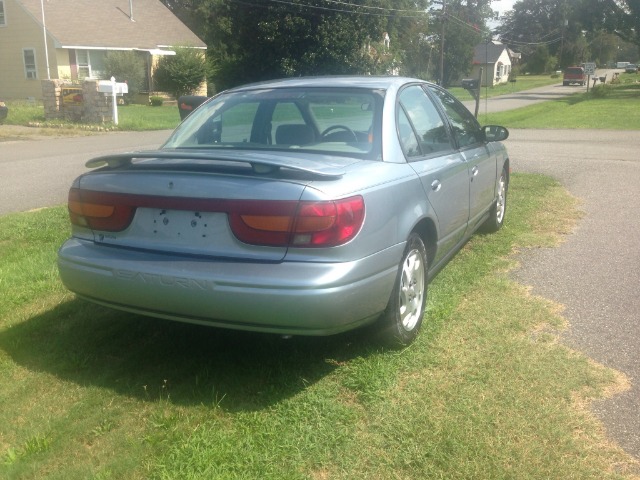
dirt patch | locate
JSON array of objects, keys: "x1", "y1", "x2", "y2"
[{"x1": 0, "y1": 124, "x2": 101, "y2": 142}]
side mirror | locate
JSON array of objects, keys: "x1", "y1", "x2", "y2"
[{"x1": 483, "y1": 125, "x2": 509, "y2": 142}]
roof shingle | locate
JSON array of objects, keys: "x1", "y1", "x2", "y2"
[{"x1": 18, "y1": 0, "x2": 205, "y2": 50}]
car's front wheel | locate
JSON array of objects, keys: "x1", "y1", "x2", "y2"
[
  {"x1": 377, "y1": 233, "x2": 428, "y2": 347},
  {"x1": 481, "y1": 165, "x2": 508, "y2": 233}
]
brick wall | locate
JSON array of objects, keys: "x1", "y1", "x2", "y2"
[{"x1": 41, "y1": 80, "x2": 114, "y2": 124}]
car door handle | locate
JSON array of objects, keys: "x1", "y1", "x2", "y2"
[
  {"x1": 431, "y1": 180, "x2": 441, "y2": 192},
  {"x1": 471, "y1": 166, "x2": 479, "y2": 176}
]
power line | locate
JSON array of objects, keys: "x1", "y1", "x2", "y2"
[
  {"x1": 320, "y1": 0, "x2": 427, "y2": 14},
  {"x1": 259, "y1": 0, "x2": 428, "y2": 18}
]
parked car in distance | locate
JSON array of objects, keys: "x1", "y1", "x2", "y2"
[
  {"x1": 57, "y1": 76, "x2": 510, "y2": 346},
  {"x1": 0, "y1": 100, "x2": 8, "y2": 123},
  {"x1": 563, "y1": 66, "x2": 586, "y2": 86},
  {"x1": 624, "y1": 64, "x2": 638, "y2": 73}
]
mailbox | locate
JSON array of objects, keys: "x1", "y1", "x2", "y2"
[
  {"x1": 461, "y1": 78, "x2": 479, "y2": 90},
  {"x1": 178, "y1": 95, "x2": 209, "y2": 120},
  {"x1": 98, "y1": 80, "x2": 129, "y2": 94}
]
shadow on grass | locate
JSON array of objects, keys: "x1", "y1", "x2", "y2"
[{"x1": 0, "y1": 298, "x2": 378, "y2": 411}]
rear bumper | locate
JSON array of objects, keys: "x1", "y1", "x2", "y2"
[{"x1": 57, "y1": 238, "x2": 403, "y2": 336}]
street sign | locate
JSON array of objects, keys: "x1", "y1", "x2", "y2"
[{"x1": 584, "y1": 63, "x2": 596, "y2": 76}]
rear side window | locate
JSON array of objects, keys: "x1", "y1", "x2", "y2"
[{"x1": 397, "y1": 85, "x2": 452, "y2": 159}]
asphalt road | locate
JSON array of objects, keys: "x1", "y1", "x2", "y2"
[
  {"x1": 463, "y1": 68, "x2": 618, "y2": 114},
  {"x1": 509, "y1": 128, "x2": 640, "y2": 461},
  {"x1": 1, "y1": 77, "x2": 638, "y2": 462},
  {"x1": 0, "y1": 129, "x2": 172, "y2": 215}
]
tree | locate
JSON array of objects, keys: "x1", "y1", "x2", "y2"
[
  {"x1": 102, "y1": 51, "x2": 146, "y2": 103},
  {"x1": 163, "y1": 0, "x2": 430, "y2": 91},
  {"x1": 430, "y1": 0, "x2": 494, "y2": 87},
  {"x1": 495, "y1": 0, "x2": 575, "y2": 69},
  {"x1": 496, "y1": 0, "x2": 640, "y2": 70},
  {"x1": 575, "y1": 0, "x2": 640, "y2": 49},
  {"x1": 153, "y1": 47, "x2": 209, "y2": 99},
  {"x1": 525, "y1": 44, "x2": 557, "y2": 74}
]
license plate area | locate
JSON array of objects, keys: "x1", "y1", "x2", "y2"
[{"x1": 149, "y1": 209, "x2": 226, "y2": 244}]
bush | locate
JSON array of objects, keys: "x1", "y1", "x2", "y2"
[
  {"x1": 149, "y1": 96, "x2": 164, "y2": 107},
  {"x1": 590, "y1": 84, "x2": 608, "y2": 98},
  {"x1": 103, "y1": 51, "x2": 146, "y2": 103},
  {"x1": 153, "y1": 47, "x2": 208, "y2": 100}
]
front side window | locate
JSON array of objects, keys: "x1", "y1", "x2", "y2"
[
  {"x1": 23, "y1": 49, "x2": 37, "y2": 79},
  {"x1": 428, "y1": 85, "x2": 483, "y2": 149},
  {"x1": 0, "y1": 0, "x2": 7, "y2": 26},
  {"x1": 398, "y1": 85, "x2": 452, "y2": 159}
]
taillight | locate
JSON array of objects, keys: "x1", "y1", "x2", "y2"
[
  {"x1": 68, "y1": 188, "x2": 136, "y2": 232},
  {"x1": 67, "y1": 188, "x2": 365, "y2": 247},
  {"x1": 230, "y1": 196, "x2": 365, "y2": 247}
]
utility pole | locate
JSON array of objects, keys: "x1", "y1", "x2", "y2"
[{"x1": 440, "y1": 0, "x2": 445, "y2": 85}]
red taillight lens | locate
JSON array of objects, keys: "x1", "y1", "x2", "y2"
[
  {"x1": 68, "y1": 188, "x2": 136, "y2": 232},
  {"x1": 67, "y1": 188, "x2": 365, "y2": 247},
  {"x1": 229, "y1": 196, "x2": 365, "y2": 247}
]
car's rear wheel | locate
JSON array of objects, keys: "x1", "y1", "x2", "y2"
[
  {"x1": 377, "y1": 233, "x2": 428, "y2": 347},
  {"x1": 481, "y1": 165, "x2": 508, "y2": 233}
]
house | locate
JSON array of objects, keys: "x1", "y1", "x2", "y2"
[
  {"x1": 470, "y1": 41, "x2": 517, "y2": 87},
  {"x1": 0, "y1": 0, "x2": 206, "y2": 100}
]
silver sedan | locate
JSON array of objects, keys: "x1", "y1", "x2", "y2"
[{"x1": 58, "y1": 76, "x2": 509, "y2": 346}]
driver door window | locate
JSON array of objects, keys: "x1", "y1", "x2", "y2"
[{"x1": 427, "y1": 86, "x2": 483, "y2": 149}]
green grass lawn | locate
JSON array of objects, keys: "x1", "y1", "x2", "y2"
[
  {"x1": 1, "y1": 174, "x2": 637, "y2": 479},
  {"x1": 449, "y1": 73, "x2": 561, "y2": 101},
  {"x1": 482, "y1": 81, "x2": 640, "y2": 129},
  {"x1": 1, "y1": 101, "x2": 181, "y2": 131},
  {"x1": 3, "y1": 73, "x2": 639, "y2": 134}
]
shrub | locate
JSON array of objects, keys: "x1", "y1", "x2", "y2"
[
  {"x1": 103, "y1": 51, "x2": 146, "y2": 103},
  {"x1": 149, "y1": 96, "x2": 164, "y2": 107},
  {"x1": 153, "y1": 47, "x2": 208, "y2": 100},
  {"x1": 590, "y1": 84, "x2": 608, "y2": 98}
]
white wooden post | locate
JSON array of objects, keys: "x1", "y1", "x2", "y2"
[{"x1": 111, "y1": 76, "x2": 118, "y2": 125}]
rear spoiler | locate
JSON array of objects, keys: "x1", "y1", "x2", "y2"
[{"x1": 86, "y1": 149, "x2": 346, "y2": 178}]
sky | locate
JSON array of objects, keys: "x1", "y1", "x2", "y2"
[{"x1": 493, "y1": 0, "x2": 516, "y2": 17}]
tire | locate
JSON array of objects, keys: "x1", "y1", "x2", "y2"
[
  {"x1": 480, "y1": 165, "x2": 508, "y2": 233},
  {"x1": 376, "y1": 233, "x2": 428, "y2": 347}
]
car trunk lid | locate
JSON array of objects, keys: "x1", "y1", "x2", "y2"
[{"x1": 71, "y1": 150, "x2": 356, "y2": 262}]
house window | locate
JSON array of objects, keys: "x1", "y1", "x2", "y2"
[
  {"x1": 76, "y1": 50, "x2": 92, "y2": 79},
  {"x1": 0, "y1": 0, "x2": 7, "y2": 26},
  {"x1": 23, "y1": 49, "x2": 38, "y2": 79}
]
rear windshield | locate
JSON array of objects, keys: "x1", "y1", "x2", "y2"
[
  {"x1": 163, "y1": 87, "x2": 384, "y2": 160},
  {"x1": 565, "y1": 68, "x2": 584, "y2": 75}
]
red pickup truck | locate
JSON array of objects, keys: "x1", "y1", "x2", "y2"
[{"x1": 563, "y1": 66, "x2": 586, "y2": 86}]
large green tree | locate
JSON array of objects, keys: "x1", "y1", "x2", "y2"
[
  {"x1": 496, "y1": 0, "x2": 640, "y2": 70},
  {"x1": 163, "y1": 0, "x2": 431, "y2": 91},
  {"x1": 576, "y1": 0, "x2": 640, "y2": 49},
  {"x1": 495, "y1": 0, "x2": 578, "y2": 69},
  {"x1": 430, "y1": 0, "x2": 495, "y2": 86}
]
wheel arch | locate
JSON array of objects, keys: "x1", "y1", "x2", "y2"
[
  {"x1": 502, "y1": 158, "x2": 510, "y2": 191},
  {"x1": 411, "y1": 216, "x2": 438, "y2": 270}
]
